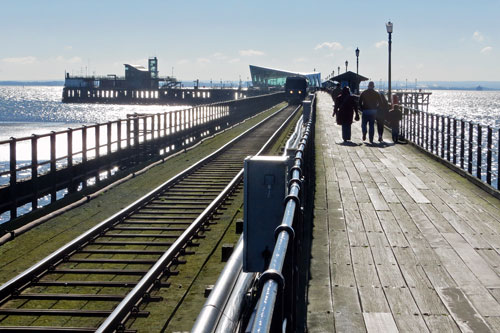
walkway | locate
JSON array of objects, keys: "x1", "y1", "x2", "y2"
[{"x1": 307, "y1": 92, "x2": 500, "y2": 332}]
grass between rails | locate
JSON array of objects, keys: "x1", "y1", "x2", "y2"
[{"x1": 153, "y1": 107, "x2": 303, "y2": 332}]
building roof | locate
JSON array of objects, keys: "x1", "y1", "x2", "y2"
[
  {"x1": 330, "y1": 71, "x2": 369, "y2": 82},
  {"x1": 124, "y1": 64, "x2": 149, "y2": 72}
]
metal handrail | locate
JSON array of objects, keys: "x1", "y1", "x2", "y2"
[{"x1": 249, "y1": 95, "x2": 315, "y2": 332}]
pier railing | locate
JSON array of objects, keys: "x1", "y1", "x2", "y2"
[
  {"x1": 399, "y1": 106, "x2": 500, "y2": 191},
  {"x1": 246, "y1": 95, "x2": 315, "y2": 332},
  {"x1": 0, "y1": 92, "x2": 284, "y2": 224}
]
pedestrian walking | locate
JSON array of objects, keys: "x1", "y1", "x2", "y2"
[
  {"x1": 333, "y1": 86, "x2": 359, "y2": 142},
  {"x1": 359, "y1": 81, "x2": 382, "y2": 143},
  {"x1": 389, "y1": 104, "x2": 403, "y2": 143},
  {"x1": 376, "y1": 92, "x2": 389, "y2": 142}
]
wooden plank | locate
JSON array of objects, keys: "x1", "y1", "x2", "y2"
[
  {"x1": 377, "y1": 211, "x2": 403, "y2": 236},
  {"x1": 442, "y1": 233, "x2": 500, "y2": 288},
  {"x1": 352, "y1": 181, "x2": 371, "y2": 204},
  {"x1": 351, "y1": 247, "x2": 380, "y2": 287},
  {"x1": 389, "y1": 203, "x2": 420, "y2": 234},
  {"x1": 436, "y1": 287, "x2": 492, "y2": 332},
  {"x1": 393, "y1": 314, "x2": 430, "y2": 333},
  {"x1": 376, "y1": 182, "x2": 400, "y2": 204},
  {"x1": 477, "y1": 249, "x2": 500, "y2": 274},
  {"x1": 362, "y1": 312, "x2": 398, "y2": 333},
  {"x1": 396, "y1": 176, "x2": 430, "y2": 204},
  {"x1": 365, "y1": 186, "x2": 390, "y2": 211},
  {"x1": 359, "y1": 286, "x2": 391, "y2": 313},
  {"x1": 485, "y1": 317, "x2": 500, "y2": 331},
  {"x1": 359, "y1": 203, "x2": 383, "y2": 233},
  {"x1": 332, "y1": 286, "x2": 367, "y2": 333},
  {"x1": 423, "y1": 314, "x2": 461, "y2": 332},
  {"x1": 384, "y1": 287, "x2": 420, "y2": 315},
  {"x1": 419, "y1": 204, "x2": 455, "y2": 233},
  {"x1": 344, "y1": 209, "x2": 364, "y2": 232},
  {"x1": 435, "y1": 247, "x2": 500, "y2": 316}
]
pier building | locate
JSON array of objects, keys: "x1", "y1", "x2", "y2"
[{"x1": 249, "y1": 64, "x2": 321, "y2": 89}]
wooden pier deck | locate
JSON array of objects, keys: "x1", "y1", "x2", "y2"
[{"x1": 307, "y1": 92, "x2": 500, "y2": 332}]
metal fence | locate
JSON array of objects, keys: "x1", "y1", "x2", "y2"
[
  {"x1": 0, "y1": 92, "x2": 284, "y2": 222},
  {"x1": 400, "y1": 107, "x2": 500, "y2": 190},
  {"x1": 247, "y1": 94, "x2": 316, "y2": 332}
]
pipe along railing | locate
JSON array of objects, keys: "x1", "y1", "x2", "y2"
[
  {"x1": 398, "y1": 106, "x2": 500, "y2": 191},
  {"x1": 248, "y1": 95, "x2": 315, "y2": 332},
  {"x1": 0, "y1": 92, "x2": 284, "y2": 223}
]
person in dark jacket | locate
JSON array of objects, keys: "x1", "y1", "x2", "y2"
[
  {"x1": 359, "y1": 81, "x2": 382, "y2": 143},
  {"x1": 330, "y1": 83, "x2": 342, "y2": 101},
  {"x1": 388, "y1": 104, "x2": 403, "y2": 143},
  {"x1": 333, "y1": 86, "x2": 359, "y2": 142},
  {"x1": 376, "y1": 92, "x2": 390, "y2": 142}
]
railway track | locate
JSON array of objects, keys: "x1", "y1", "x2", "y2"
[{"x1": 0, "y1": 104, "x2": 299, "y2": 332}]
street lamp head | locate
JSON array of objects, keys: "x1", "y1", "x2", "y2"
[
  {"x1": 355, "y1": 47, "x2": 360, "y2": 57},
  {"x1": 345, "y1": 60, "x2": 348, "y2": 67},
  {"x1": 386, "y1": 21, "x2": 393, "y2": 33}
]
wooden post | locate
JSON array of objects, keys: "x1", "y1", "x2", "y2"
[
  {"x1": 31, "y1": 134, "x2": 38, "y2": 210},
  {"x1": 107, "y1": 122, "x2": 112, "y2": 155},
  {"x1": 425, "y1": 113, "x2": 429, "y2": 150},
  {"x1": 117, "y1": 120, "x2": 122, "y2": 151},
  {"x1": 446, "y1": 117, "x2": 451, "y2": 161},
  {"x1": 453, "y1": 119, "x2": 457, "y2": 165},
  {"x1": 95, "y1": 125, "x2": 100, "y2": 158},
  {"x1": 9, "y1": 138, "x2": 17, "y2": 219},
  {"x1": 82, "y1": 125, "x2": 88, "y2": 163},
  {"x1": 50, "y1": 131, "x2": 57, "y2": 204}
]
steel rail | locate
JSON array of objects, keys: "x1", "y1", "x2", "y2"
[
  {"x1": 0, "y1": 104, "x2": 288, "y2": 302},
  {"x1": 99, "y1": 104, "x2": 301, "y2": 332}
]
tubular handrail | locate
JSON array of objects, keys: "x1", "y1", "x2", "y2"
[{"x1": 249, "y1": 95, "x2": 315, "y2": 332}]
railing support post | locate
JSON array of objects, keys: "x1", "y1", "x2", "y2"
[{"x1": 487, "y1": 127, "x2": 492, "y2": 185}]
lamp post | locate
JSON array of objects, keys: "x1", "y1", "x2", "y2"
[
  {"x1": 345, "y1": 60, "x2": 348, "y2": 73},
  {"x1": 355, "y1": 47, "x2": 360, "y2": 93},
  {"x1": 338, "y1": 66, "x2": 340, "y2": 77},
  {"x1": 386, "y1": 21, "x2": 393, "y2": 104}
]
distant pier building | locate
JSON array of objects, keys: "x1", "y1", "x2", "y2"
[{"x1": 249, "y1": 65, "x2": 321, "y2": 90}]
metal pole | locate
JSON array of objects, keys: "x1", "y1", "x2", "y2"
[{"x1": 388, "y1": 31, "x2": 392, "y2": 103}]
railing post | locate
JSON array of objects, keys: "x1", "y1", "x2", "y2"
[
  {"x1": 50, "y1": 131, "x2": 57, "y2": 203},
  {"x1": 487, "y1": 127, "x2": 492, "y2": 185},
  {"x1": 107, "y1": 122, "x2": 112, "y2": 155},
  {"x1": 95, "y1": 125, "x2": 100, "y2": 159},
  {"x1": 446, "y1": 117, "x2": 451, "y2": 161},
  {"x1": 460, "y1": 120, "x2": 465, "y2": 169},
  {"x1": 468, "y1": 122, "x2": 473, "y2": 174},
  {"x1": 477, "y1": 124, "x2": 482, "y2": 179},
  {"x1": 9, "y1": 137, "x2": 17, "y2": 219},
  {"x1": 430, "y1": 114, "x2": 434, "y2": 153},
  {"x1": 31, "y1": 134, "x2": 38, "y2": 210},
  {"x1": 453, "y1": 118, "x2": 457, "y2": 164},
  {"x1": 441, "y1": 116, "x2": 445, "y2": 158},
  {"x1": 117, "y1": 120, "x2": 122, "y2": 151}
]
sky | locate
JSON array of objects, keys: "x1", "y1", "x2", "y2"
[{"x1": 0, "y1": 0, "x2": 499, "y2": 83}]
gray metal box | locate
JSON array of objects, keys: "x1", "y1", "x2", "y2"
[
  {"x1": 302, "y1": 100, "x2": 312, "y2": 123},
  {"x1": 243, "y1": 156, "x2": 288, "y2": 272}
]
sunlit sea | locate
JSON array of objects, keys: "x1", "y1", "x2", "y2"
[
  {"x1": 0, "y1": 86, "x2": 188, "y2": 142},
  {"x1": 0, "y1": 86, "x2": 499, "y2": 223}
]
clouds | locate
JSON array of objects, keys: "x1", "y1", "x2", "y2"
[
  {"x1": 481, "y1": 46, "x2": 492, "y2": 54},
  {"x1": 55, "y1": 56, "x2": 82, "y2": 64},
  {"x1": 2, "y1": 56, "x2": 38, "y2": 64},
  {"x1": 473, "y1": 31, "x2": 484, "y2": 42},
  {"x1": 314, "y1": 42, "x2": 343, "y2": 51},
  {"x1": 375, "y1": 41, "x2": 388, "y2": 48},
  {"x1": 239, "y1": 49, "x2": 265, "y2": 57}
]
